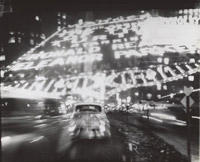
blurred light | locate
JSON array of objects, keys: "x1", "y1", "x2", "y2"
[
  {"x1": 157, "y1": 57, "x2": 162, "y2": 63},
  {"x1": 163, "y1": 85, "x2": 167, "y2": 90},
  {"x1": 142, "y1": 115, "x2": 163, "y2": 123},
  {"x1": 57, "y1": 26, "x2": 61, "y2": 31},
  {"x1": 0, "y1": 70, "x2": 4, "y2": 78},
  {"x1": 61, "y1": 103, "x2": 65, "y2": 109},
  {"x1": 0, "y1": 55, "x2": 6, "y2": 61},
  {"x1": 192, "y1": 116, "x2": 200, "y2": 120},
  {"x1": 40, "y1": 34, "x2": 46, "y2": 39},
  {"x1": 35, "y1": 16, "x2": 40, "y2": 21},
  {"x1": 30, "y1": 136, "x2": 44, "y2": 143},
  {"x1": 67, "y1": 82, "x2": 73, "y2": 89},
  {"x1": 178, "y1": 10, "x2": 183, "y2": 14},
  {"x1": 122, "y1": 99, "x2": 126, "y2": 103},
  {"x1": 179, "y1": 90, "x2": 183, "y2": 93},
  {"x1": 127, "y1": 96, "x2": 131, "y2": 103},
  {"x1": 35, "y1": 76, "x2": 46, "y2": 81},
  {"x1": 68, "y1": 125, "x2": 76, "y2": 132},
  {"x1": 9, "y1": 74, "x2": 13, "y2": 77},
  {"x1": 170, "y1": 93, "x2": 174, "y2": 98},
  {"x1": 62, "y1": 15, "x2": 66, "y2": 19},
  {"x1": 27, "y1": 104, "x2": 30, "y2": 107},
  {"x1": 147, "y1": 93, "x2": 152, "y2": 99},
  {"x1": 9, "y1": 31, "x2": 14, "y2": 35},
  {"x1": 183, "y1": 9, "x2": 188, "y2": 14},
  {"x1": 135, "y1": 92, "x2": 139, "y2": 96},
  {"x1": 188, "y1": 9, "x2": 193, "y2": 14},
  {"x1": 157, "y1": 94, "x2": 161, "y2": 99},
  {"x1": 150, "y1": 113, "x2": 176, "y2": 120},
  {"x1": 34, "y1": 124, "x2": 47, "y2": 128},
  {"x1": 99, "y1": 125, "x2": 106, "y2": 132},
  {"x1": 164, "y1": 58, "x2": 169, "y2": 65},
  {"x1": 173, "y1": 120, "x2": 186, "y2": 126},
  {"x1": 1, "y1": 136, "x2": 11, "y2": 143},
  {"x1": 188, "y1": 75, "x2": 194, "y2": 81},
  {"x1": 8, "y1": 37, "x2": 15, "y2": 43},
  {"x1": 156, "y1": 82, "x2": 161, "y2": 90},
  {"x1": 35, "y1": 115, "x2": 42, "y2": 119}
]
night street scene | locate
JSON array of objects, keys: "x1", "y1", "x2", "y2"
[{"x1": 0, "y1": 0, "x2": 200, "y2": 162}]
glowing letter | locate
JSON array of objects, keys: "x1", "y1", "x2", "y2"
[
  {"x1": 37, "y1": 59, "x2": 51, "y2": 68},
  {"x1": 12, "y1": 62, "x2": 34, "y2": 71},
  {"x1": 88, "y1": 46, "x2": 101, "y2": 53},
  {"x1": 112, "y1": 44, "x2": 125, "y2": 50}
]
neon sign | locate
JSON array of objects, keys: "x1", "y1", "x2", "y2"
[
  {"x1": 2, "y1": 11, "x2": 200, "y2": 100},
  {"x1": 11, "y1": 54, "x2": 103, "y2": 71},
  {"x1": 8, "y1": 12, "x2": 200, "y2": 72}
]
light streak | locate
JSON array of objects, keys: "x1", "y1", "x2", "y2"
[
  {"x1": 30, "y1": 136, "x2": 44, "y2": 143},
  {"x1": 150, "y1": 113, "x2": 176, "y2": 120},
  {"x1": 192, "y1": 116, "x2": 200, "y2": 120},
  {"x1": 142, "y1": 115, "x2": 163, "y2": 123}
]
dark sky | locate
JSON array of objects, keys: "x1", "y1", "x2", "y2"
[{"x1": 11, "y1": 0, "x2": 199, "y2": 13}]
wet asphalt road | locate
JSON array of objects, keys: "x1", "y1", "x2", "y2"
[{"x1": 2, "y1": 112, "x2": 199, "y2": 162}]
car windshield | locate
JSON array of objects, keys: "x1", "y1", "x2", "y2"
[{"x1": 76, "y1": 105, "x2": 101, "y2": 112}]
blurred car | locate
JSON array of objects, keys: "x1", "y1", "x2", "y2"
[{"x1": 67, "y1": 102, "x2": 111, "y2": 139}]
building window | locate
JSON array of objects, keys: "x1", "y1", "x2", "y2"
[
  {"x1": 8, "y1": 37, "x2": 15, "y2": 43},
  {"x1": 30, "y1": 39, "x2": 34, "y2": 45}
]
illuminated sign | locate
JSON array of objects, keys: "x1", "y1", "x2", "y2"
[
  {"x1": 2, "y1": 11, "x2": 200, "y2": 100},
  {"x1": 8, "y1": 12, "x2": 200, "y2": 71},
  {"x1": 11, "y1": 54, "x2": 103, "y2": 71},
  {"x1": 3, "y1": 62, "x2": 200, "y2": 99}
]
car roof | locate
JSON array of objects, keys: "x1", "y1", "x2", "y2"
[{"x1": 73, "y1": 102, "x2": 103, "y2": 107}]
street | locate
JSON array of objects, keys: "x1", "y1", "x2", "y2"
[{"x1": 2, "y1": 111, "x2": 193, "y2": 162}]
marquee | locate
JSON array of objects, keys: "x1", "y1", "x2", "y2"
[{"x1": 3, "y1": 10, "x2": 200, "y2": 101}]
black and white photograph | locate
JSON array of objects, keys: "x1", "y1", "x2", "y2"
[{"x1": 1, "y1": 0, "x2": 200, "y2": 162}]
